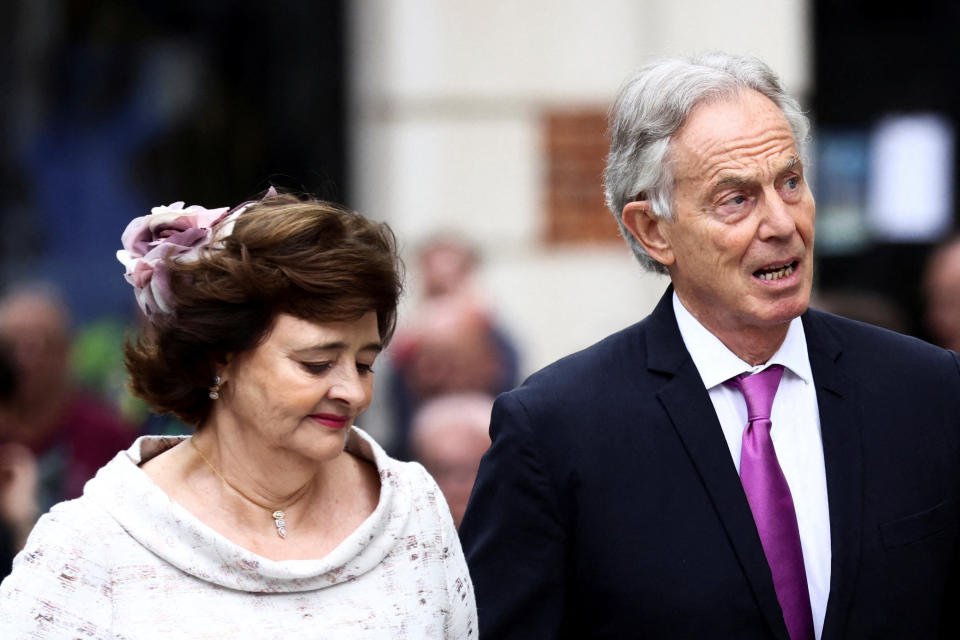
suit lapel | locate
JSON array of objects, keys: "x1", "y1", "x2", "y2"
[
  {"x1": 802, "y1": 311, "x2": 864, "y2": 640},
  {"x1": 647, "y1": 288, "x2": 791, "y2": 640}
]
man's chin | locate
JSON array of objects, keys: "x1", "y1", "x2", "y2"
[
  {"x1": 750, "y1": 295, "x2": 810, "y2": 328},
  {"x1": 769, "y1": 306, "x2": 808, "y2": 327}
]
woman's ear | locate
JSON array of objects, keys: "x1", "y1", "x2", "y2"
[
  {"x1": 212, "y1": 352, "x2": 233, "y2": 385},
  {"x1": 621, "y1": 200, "x2": 675, "y2": 267}
]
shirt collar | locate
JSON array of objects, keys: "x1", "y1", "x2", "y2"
[{"x1": 672, "y1": 290, "x2": 813, "y2": 390}]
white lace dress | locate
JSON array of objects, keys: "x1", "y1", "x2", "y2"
[{"x1": 0, "y1": 428, "x2": 476, "y2": 639}]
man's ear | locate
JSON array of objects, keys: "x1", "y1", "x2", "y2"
[{"x1": 621, "y1": 200, "x2": 675, "y2": 267}]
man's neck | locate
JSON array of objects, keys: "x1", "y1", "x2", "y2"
[
  {"x1": 673, "y1": 292, "x2": 792, "y2": 366},
  {"x1": 715, "y1": 326, "x2": 789, "y2": 367}
]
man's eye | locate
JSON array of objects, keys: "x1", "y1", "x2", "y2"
[
  {"x1": 357, "y1": 363, "x2": 375, "y2": 375},
  {"x1": 719, "y1": 194, "x2": 751, "y2": 210},
  {"x1": 784, "y1": 176, "x2": 800, "y2": 190},
  {"x1": 303, "y1": 362, "x2": 332, "y2": 374}
]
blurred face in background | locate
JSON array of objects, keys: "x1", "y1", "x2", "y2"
[
  {"x1": 419, "y1": 240, "x2": 476, "y2": 298},
  {"x1": 925, "y1": 239, "x2": 960, "y2": 353},
  {"x1": 404, "y1": 299, "x2": 502, "y2": 400},
  {"x1": 0, "y1": 292, "x2": 71, "y2": 407},
  {"x1": 410, "y1": 394, "x2": 492, "y2": 528}
]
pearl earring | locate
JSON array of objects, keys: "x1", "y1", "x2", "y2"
[{"x1": 209, "y1": 375, "x2": 222, "y2": 400}]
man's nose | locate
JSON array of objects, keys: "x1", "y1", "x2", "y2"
[{"x1": 757, "y1": 189, "x2": 798, "y2": 239}]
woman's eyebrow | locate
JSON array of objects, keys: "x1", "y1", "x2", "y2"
[{"x1": 293, "y1": 342, "x2": 383, "y2": 355}]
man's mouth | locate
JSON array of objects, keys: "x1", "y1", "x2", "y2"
[{"x1": 753, "y1": 261, "x2": 797, "y2": 281}]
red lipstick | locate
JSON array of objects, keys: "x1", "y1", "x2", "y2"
[{"x1": 310, "y1": 413, "x2": 349, "y2": 429}]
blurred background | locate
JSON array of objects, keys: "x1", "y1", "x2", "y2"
[{"x1": 2, "y1": 0, "x2": 960, "y2": 540}]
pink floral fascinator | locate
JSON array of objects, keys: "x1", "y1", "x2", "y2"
[{"x1": 117, "y1": 187, "x2": 278, "y2": 319}]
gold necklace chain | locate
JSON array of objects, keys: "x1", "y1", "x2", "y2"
[{"x1": 189, "y1": 437, "x2": 291, "y2": 539}]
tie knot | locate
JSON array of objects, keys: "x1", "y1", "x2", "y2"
[{"x1": 727, "y1": 364, "x2": 784, "y2": 421}]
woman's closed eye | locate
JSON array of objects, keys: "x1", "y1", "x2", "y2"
[
  {"x1": 301, "y1": 361, "x2": 375, "y2": 375},
  {"x1": 302, "y1": 361, "x2": 332, "y2": 374},
  {"x1": 356, "y1": 362, "x2": 375, "y2": 375}
]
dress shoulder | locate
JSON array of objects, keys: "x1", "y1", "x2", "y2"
[{"x1": 0, "y1": 497, "x2": 118, "y2": 638}]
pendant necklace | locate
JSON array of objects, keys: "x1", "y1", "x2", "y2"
[{"x1": 190, "y1": 437, "x2": 299, "y2": 538}]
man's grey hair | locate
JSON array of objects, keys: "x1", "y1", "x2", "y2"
[{"x1": 603, "y1": 51, "x2": 810, "y2": 274}]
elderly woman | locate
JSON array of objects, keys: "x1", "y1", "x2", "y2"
[{"x1": 0, "y1": 191, "x2": 477, "y2": 638}]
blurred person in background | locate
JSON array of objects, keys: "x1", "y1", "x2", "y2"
[
  {"x1": 409, "y1": 392, "x2": 493, "y2": 528},
  {"x1": 0, "y1": 285, "x2": 135, "y2": 513},
  {"x1": 0, "y1": 341, "x2": 38, "y2": 577},
  {"x1": 388, "y1": 235, "x2": 517, "y2": 459},
  {"x1": 810, "y1": 289, "x2": 908, "y2": 334},
  {"x1": 924, "y1": 234, "x2": 960, "y2": 353},
  {"x1": 418, "y1": 234, "x2": 481, "y2": 299},
  {"x1": 0, "y1": 191, "x2": 476, "y2": 638}
]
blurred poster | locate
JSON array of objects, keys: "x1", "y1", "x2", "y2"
[{"x1": 866, "y1": 114, "x2": 954, "y2": 242}]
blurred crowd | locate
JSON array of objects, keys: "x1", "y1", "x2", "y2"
[
  {"x1": 384, "y1": 235, "x2": 520, "y2": 526},
  {"x1": 386, "y1": 236, "x2": 517, "y2": 461},
  {"x1": 0, "y1": 286, "x2": 137, "y2": 575}
]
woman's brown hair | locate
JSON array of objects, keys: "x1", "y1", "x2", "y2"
[{"x1": 124, "y1": 192, "x2": 403, "y2": 426}]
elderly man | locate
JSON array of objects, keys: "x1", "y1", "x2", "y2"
[{"x1": 459, "y1": 52, "x2": 960, "y2": 640}]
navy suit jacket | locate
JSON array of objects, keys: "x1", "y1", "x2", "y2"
[{"x1": 459, "y1": 288, "x2": 960, "y2": 639}]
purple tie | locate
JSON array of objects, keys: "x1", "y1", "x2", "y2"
[{"x1": 728, "y1": 365, "x2": 815, "y2": 640}]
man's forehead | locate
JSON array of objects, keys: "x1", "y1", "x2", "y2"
[
  {"x1": 670, "y1": 92, "x2": 799, "y2": 185},
  {"x1": 677, "y1": 89, "x2": 791, "y2": 137},
  {"x1": 709, "y1": 153, "x2": 803, "y2": 184}
]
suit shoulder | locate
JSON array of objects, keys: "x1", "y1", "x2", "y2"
[
  {"x1": 530, "y1": 318, "x2": 646, "y2": 377},
  {"x1": 505, "y1": 319, "x2": 653, "y2": 411},
  {"x1": 805, "y1": 308, "x2": 958, "y2": 369}
]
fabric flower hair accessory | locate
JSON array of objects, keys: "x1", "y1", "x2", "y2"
[{"x1": 117, "y1": 188, "x2": 276, "y2": 319}]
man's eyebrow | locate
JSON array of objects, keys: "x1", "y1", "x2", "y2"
[
  {"x1": 712, "y1": 175, "x2": 751, "y2": 191},
  {"x1": 781, "y1": 155, "x2": 802, "y2": 173},
  {"x1": 710, "y1": 155, "x2": 804, "y2": 193}
]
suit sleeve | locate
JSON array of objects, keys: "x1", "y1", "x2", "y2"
[
  {"x1": 459, "y1": 391, "x2": 569, "y2": 639},
  {"x1": 939, "y1": 351, "x2": 960, "y2": 638}
]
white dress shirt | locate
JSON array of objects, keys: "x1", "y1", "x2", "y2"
[{"x1": 672, "y1": 292, "x2": 831, "y2": 639}]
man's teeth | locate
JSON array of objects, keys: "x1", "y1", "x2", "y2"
[{"x1": 755, "y1": 263, "x2": 794, "y2": 281}]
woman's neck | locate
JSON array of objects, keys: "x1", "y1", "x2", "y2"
[
  {"x1": 142, "y1": 431, "x2": 379, "y2": 561},
  {"x1": 190, "y1": 428, "x2": 327, "y2": 516}
]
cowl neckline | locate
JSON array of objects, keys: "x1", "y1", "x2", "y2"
[{"x1": 83, "y1": 427, "x2": 411, "y2": 593}]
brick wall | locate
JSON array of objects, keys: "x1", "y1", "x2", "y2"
[{"x1": 543, "y1": 109, "x2": 622, "y2": 245}]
